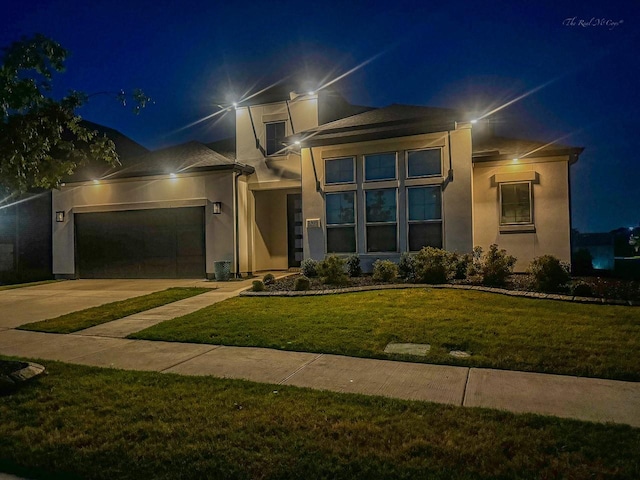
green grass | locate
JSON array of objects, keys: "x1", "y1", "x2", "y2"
[
  {"x1": 19, "y1": 287, "x2": 212, "y2": 333},
  {"x1": 131, "y1": 289, "x2": 640, "y2": 381},
  {"x1": 0, "y1": 359, "x2": 638, "y2": 480},
  {"x1": 0, "y1": 279, "x2": 59, "y2": 291}
]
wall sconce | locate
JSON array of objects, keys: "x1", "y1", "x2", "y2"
[
  {"x1": 55, "y1": 211, "x2": 65, "y2": 222},
  {"x1": 212, "y1": 202, "x2": 222, "y2": 214}
]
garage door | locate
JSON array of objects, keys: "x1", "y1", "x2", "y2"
[{"x1": 75, "y1": 207, "x2": 205, "y2": 278}]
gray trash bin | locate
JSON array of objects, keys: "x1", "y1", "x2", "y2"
[{"x1": 213, "y1": 261, "x2": 231, "y2": 281}]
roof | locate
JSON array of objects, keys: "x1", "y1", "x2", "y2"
[
  {"x1": 291, "y1": 104, "x2": 464, "y2": 146},
  {"x1": 68, "y1": 140, "x2": 253, "y2": 183},
  {"x1": 472, "y1": 135, "x2": 584, "y2": 163},
  {"x1": 206, "y1": 137, "x2": 236, "y2": 161}
]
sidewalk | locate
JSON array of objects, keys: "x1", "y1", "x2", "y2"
[{"x1": 1, "y1": 327, "x2": 638, "y2": 428}]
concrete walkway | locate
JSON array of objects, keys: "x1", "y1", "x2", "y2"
[{"x1": 1, "y1": 277, "x2": 639, "y2": 429}]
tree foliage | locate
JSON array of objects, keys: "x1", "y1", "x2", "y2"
[{"x1": 0, "y1": 34, "x2": 148, "y2": 197}]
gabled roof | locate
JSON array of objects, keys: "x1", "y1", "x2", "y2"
[
  {"x1": 472, "y1": 135, "x2": 583, "y2": 163},
  {"x1": 291, "y1": 104, "x2": 465, "y2": 146},
  {"x1": 206, "y1": 137, "x2": 236, "y2": 161}
]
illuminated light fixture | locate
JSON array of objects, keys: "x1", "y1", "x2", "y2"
[
  {"x1": 307, "y1": 91, "x2": 315, "y2": 95},
  {"x1": 512, "y1": 158, "x2": 519, "y2": 163},
  {"x1": 470, "y1": 119, "x2": 478, "y2": 124},
  {"x1": 92, "y1": 179, "x2": 100, "y2": 184},
  {"x1": 294, "y1": 140, "x2": 301, "y2": 145},
  {"x1": 232, "y1": 102, "x2": 238, "y2": 108},
  {"x1": 212, "y1": 202, "x2": 222, "y2": 214},
  {"x1": 60, "y1": 182, "x2": 66, "y2": 187},
  {"x1": 55, "y1": 211, "x2": 65, "y2": 222},
  {"x1": 170, "y1": 173, "x2": 177, "y2": 178}
]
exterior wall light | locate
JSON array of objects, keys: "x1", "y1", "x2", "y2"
[
  {"x1": 512, "y1": 158, "x2": 519, "y2": 163},
  {"x1": 92, "y1": 179, "x2": 100, "y2": 184},
  {"x1": 55, "y1": 211, "x2": 65, "y2": 222},
  {"x1": 294, "y1": 140, "x2": 301, "y2": 145},
  {"x1": 212, "y1": 202, "x2": 222, "y2": 214},
  {"x1": 170, "y1": 173, "x2": 177, "y2": 178}
]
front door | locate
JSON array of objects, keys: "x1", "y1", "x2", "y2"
[{"x1": 287, "y1": 194, "x2": 303, "y2": 268}]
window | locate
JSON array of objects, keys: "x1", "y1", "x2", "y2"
[
  {"x1": 407, "y1": 186, "x2": 442, "y2": 251},
  {"x1": 364, "y1": 153, "x2": 396, "y2": 181},
  {"x1": 265, "y1": 122, "x2": 286, "y2": 156},
  {"x1": 326, "y1": 192, "x2": 356, "y2": 253},
  {"x1": 365, "y1": 189, "x2": 397, "y2": 252},
  {"x1": 407, "y1": 149, "x2": 442, "y2": 177},
  {"x1": 500, "y1": 182, "x2": 532, "y2": 224},
  {"x1": 325, "y1": 157, "x2": 355, "y2": 184}
]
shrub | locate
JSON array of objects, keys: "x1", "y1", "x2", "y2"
[
  {"x1": 451, "y1": 252, "x2": 471, "y2": 280},
  {"x1": 413, "y1": 247, "x2": 455, "y2": 284},
  {"x1": 300, "y1": 258, "x2": 318, "y2": 278},
  {"x1": 346, "y1": 254, "x2": 362, "y2": 277},
  {"x1": 528, "y1": 255, "x2": 571, "y2": 293},
  {"x1": 477, "y1": 244, "x2": 517, "y2": 287},
  {"x1": 294, "y1": 275, "x2": 311, "y2": 291},
  {"x1": 262, "y1": 273, "x2": 275, "y2": 285},
  {"x1": 572, "y1": 249, "x2": 593, "y2": 276},
  {"x1": 317, "y1": 255, "x2": 348, "y2": 285},
  {"x1": 372, "y1": 260, "x2": 398, "y2": 282},
  {"x1": 398, "y1": 252, "x2": 416, "y2": 281},
  {"x1": 251, "y1": 280, "x2": 265, "y2": 292},
  {"x1": 572, "y1": 282, "x2": 594, "y2": 297}
]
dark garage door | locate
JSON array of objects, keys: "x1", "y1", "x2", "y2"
[{"x1": 75, "y1": 207, "x2": 205, "y2": 278}]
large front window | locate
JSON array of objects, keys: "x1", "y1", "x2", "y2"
[
  {"x1": 326, "y1": 192, "x2": 356, "y2": 253},
  {"x1": 500, "y1": 182, "x2": 532, "y2": 224},
  {"x1": 365, "y1": 189, "x2": 397, "y2": 252},
  {"x1": 265, "y1": 122, "x2": 286, "y2": 156},
  {"x1": 408, "y1": 186, "x2": 442, "y2": 251}
]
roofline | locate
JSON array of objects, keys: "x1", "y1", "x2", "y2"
[{"x1": 472, "y1": 147, "x2": 584, "y2": 164}]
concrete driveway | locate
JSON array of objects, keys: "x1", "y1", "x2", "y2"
[{"x1": 0, "y1": 279, "x2": 213, "y2": 329}]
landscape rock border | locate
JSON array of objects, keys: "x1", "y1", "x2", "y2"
[{"x1": 240, "y1": 283, "x2": 639, "y2": 306}]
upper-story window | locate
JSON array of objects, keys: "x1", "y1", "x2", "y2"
[
  {"x1": 325, "y1": 157, "x2": 355, "y2": 184},
  {"x1": 265, "y1": 121, "x2": 286, "y2": 156},
  {"x1": 364, "y1": 153, "x2": 396, "y2": 181},
  {"x1": 500, "y1": 182, "x2": 532, "y2": 225},
  {"x1": 407, "y1": 148, "x2": 442, "y2": 177}
]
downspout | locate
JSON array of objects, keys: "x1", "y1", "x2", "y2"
[
  {"x1": 442, "y1": 130, "x2": 454, "y2": 190},
  {"x1": 308, "y1": 147, "x2": 321, "y2": 192},
  {"x1": 234, "y1": 170, "x2": 242, "y2": 278}
]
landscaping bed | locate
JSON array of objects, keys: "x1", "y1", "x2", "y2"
[{"x1": 0, "y1": 359, "x2": 638, "y2": 479}]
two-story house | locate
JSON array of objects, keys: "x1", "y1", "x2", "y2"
[{"x1": 51, "y1": 86, "x2": 582, "y2": 278}]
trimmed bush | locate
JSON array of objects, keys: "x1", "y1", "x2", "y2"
[
  {"x1": 413, "y1": 247, "x2": 455, "y2": 284},
  {"x1": 262, "y1": 273, "x2": 275, "y2": 285},
  {"x1": 300, "y1": 259, "x2": 318, "y2": 278},
  {"x1": 346, "y1": 255, "x2": 362, "y2": 277},
  {"x1": 528, "y1": 255, "x2": 571, "y2": 293},
  {"x1": 478, "y1": 244, "x2": 516, "y2": 287},
  {"x1": 372, "y1": 260, "x2": 398, "y2": 282},
  {"x1": 451, "y1": 252, "x2": 471, "y2": 280},
  {"x1": 398, "y1": 252, "x2": 416, "y2": 281},
  {"x1": 293, "y1": 276, "x2": 311, "y2": 291},
  {"x1": 572, "y1": 282, "x2": 594, "y2": 297},
  {"x1": 251, "y1": 280, "x2": 265, "y2": 292},
  {"x1": 317, "y1": 255, "x2": 348, "y2": 285}
]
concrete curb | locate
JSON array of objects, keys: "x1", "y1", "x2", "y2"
[{"x1": 240, "y1": 282, "x2": 638, "y2": 306}]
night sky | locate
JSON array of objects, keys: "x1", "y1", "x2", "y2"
[{"x1": 2, "y1": 0, "x2": 639, "y2": 233}]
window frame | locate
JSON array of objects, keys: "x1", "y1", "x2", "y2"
[
  {"x1": 324, "y1": 156, "x2": 356, "y2": 185},
  {"x1": 325, "y1": 191, "x2": 357, "y2": 253},
  {"x1": 363, "y1": 152, "x2": 398, "y2": 182},
  {"x1": 405, "y1": 147, "x2": 443, "y2": 179},
  {"x1": 364, "y1": 188, "x2": 398, "y2": 253},
  {"x1": 265, "y1": 121, "x2": 287, "y2": 157},
  {"x1": 406, "y1": 185, "x2": 443, "y2": 252},
  {"x1": 499, "y1": 181, "x2": 533, "y2": 226}
]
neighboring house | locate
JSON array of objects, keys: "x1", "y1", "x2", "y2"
[{"x1": 52, "y1": 87, "x2": 583, "y2": 278}]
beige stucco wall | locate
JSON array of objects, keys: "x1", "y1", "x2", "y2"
[
  {"x1": 301, "y1": 126, "x2": 474, "y2": 270},
  {"x1": 52, "y1": 172, "x2": 236, "y2": 277},
  {"x1": 472, "y1": 156, "x2": 571, "y2": 271}
]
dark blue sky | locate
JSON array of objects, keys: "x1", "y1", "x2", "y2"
[{"x1": 2, "y1": 0, "x2": 639, "y2": 233}]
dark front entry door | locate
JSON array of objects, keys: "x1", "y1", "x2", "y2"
[
  {"x1": 287, "y1": 194, "x2": 303, "y2": 268},
  {"x1": 75, "y1": 207, "x2": 205, "y2": 278}
]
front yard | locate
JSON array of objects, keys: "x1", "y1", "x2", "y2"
[
  {"x1": 0, "y1": 359, "x2": 638, "y2": 479},
  {"x1": 131, "y1": 289, "x2": 640, "y2": 381}
]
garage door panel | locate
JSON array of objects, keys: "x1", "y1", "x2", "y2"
[{"x1": 76, "y1": 207, "x2": 205, "y2": 278}]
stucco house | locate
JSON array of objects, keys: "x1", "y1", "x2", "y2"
[{"x1": 52, "y1": 87, "x2": 583, "y2": 278}]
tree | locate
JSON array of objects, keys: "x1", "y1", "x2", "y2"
[{"x1": 0, "y1": 34, "x2": 149, "y2": 198}]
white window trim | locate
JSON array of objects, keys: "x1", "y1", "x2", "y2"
[
  {"x1": 325, "y1": 191, "x2": 357, "y2": 254},
  {"x1": 406, "y1": 185, "x2": 443, "y2": 252},
  {"x1": 324, "y1": 156, "x2": 356, "y2": 185},
  {"x1": 364, "y1": 188, "x2": 398, "y2": 253},
  {"x1": 405, "y1": 147, "x2": 443, "y2": 179},
  {"x1": 499, "y1": 181, "x2": 534, "y2": 226},
  {"x1": 364, "y1": 152, "x2": 398, "y2": 182}
]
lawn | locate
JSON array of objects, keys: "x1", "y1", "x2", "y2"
[
  {"x1": 131, "y1": 289, "x2": 640, "y2": 381},
  {"x1": 0, "y1": 359, "x2": 638, "y2": 479},
  {"x1": 19, "y1": 287, "x2": 212, "y2": 333}
]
